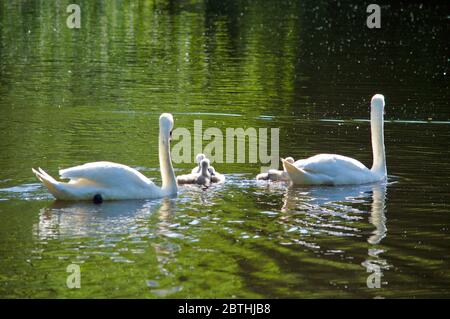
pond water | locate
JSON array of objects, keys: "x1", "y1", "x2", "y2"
[{"x1": 0, "y1": 0, "x2": 449, "y2": 298}]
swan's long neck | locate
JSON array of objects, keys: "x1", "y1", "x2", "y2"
[
  {"x1": 370, "y1": 106, "x2": 386, "y2": 177},
  {"x1": 159, "y1": 129, "x2": 177, "y2": 195}
]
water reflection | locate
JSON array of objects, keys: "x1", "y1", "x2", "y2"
[
  {"x1": 34, "y1": 197, "x2": 186, "y2": 295},
  {"x1": 0, "y1": 0, "x2": 448, "y2": 298},
  {"x1": 278, "y1": 183, "x2": 377, "y2": 238},
  {"x1": 367, "y1": 184, "x2": 387, "y2": 245},
  {"x1": 279, "y1": 182, "x2": 389, "y2": 287},
  {"x1": 35, "y1": 199, "x2": 161, "y2": 239},
  {"x1": 363, "y1": 183, "x2": 389, "y2": 289},
  {"x1": 150, "y1": 198, "x2": 184, "y2": 296}
]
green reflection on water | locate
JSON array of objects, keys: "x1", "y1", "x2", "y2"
[{"x1": 0, "y1": 0, "x2": 449, "y2": 298}]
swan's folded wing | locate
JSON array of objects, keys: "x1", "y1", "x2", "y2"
[
  {"x1": 59, "y1": 161, "x2": 154, "y2": 188},
  {"x1": 299, "y1": 154, "x2": 369, "y2": 177}
]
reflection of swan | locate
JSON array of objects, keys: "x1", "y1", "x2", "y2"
[
  {"x1": 35, "y1": 198, "x2": 181, "y2": 242},
  {"x1": 282, "y1": 95, "x2": 387, "y2": 185},
  {"x1": 363, "y1": 183, "x2": 389, "y2": 288},
  {"x1": 280, "y1": 182, "x2": 389, "y2": 286},
  {"x1": 35, "y1": 198, "x2": 184, "y2": 295},
  {"x1": 150, "y1": 198, "x2": 184, "y2": 295},
  {"x1": 281, "y1": 183, "x2": 378, "y2": 213},
  {"x1": 32, "y1": 114, "x2": 177, "y2": 201},
  {"x1": 279, "y1": 182, "x2": 388, "y2": 243},
  {"x1": 256, "y1": 157, "x2": 294, "y2": 181},
  {"x1": 35, "y1": 200, "x2": 161, "y2": 238},
  {"x1": 367, "y1": 183, "x2": 387, "y2": 245}
]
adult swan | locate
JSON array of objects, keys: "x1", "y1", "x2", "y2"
[
  {"x1": 32, "y1": 113, "x2": 178, "y2": 201},
  {"x1": 282, "y1": 94, "x2": 387, "y2": 185}
]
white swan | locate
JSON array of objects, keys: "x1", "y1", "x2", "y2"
[
  {"x1": 256, "y1": 157, "x2": 294, "y2": 181},
  {"x1": 32, "y1": 113, "x2": 178, "y2": 201},
  {"x1": 282, "y1": 94, "x2": 387, "y2": 185}
]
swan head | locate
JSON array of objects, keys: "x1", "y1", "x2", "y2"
[
  {"x1": 371, "y1": 94, "x2": 385, "y2": 112},
  {"x1": 285, "y1": 157, "x2": 295, "y2": 164},
  {"x1": 159, "y1": 113, "x2": 174, "y2": 140}
]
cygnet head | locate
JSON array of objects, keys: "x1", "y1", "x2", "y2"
[
  {"x1": 159, "y1": 113, "x2": 174, "y2": 140},
  {"x1": 196, "y1": 153, "x2": 206, "y2": 164}
]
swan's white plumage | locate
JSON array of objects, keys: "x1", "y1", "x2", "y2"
[
  {"x1": 33, "y1": 113, "x2": 177, "y2": 201},
  {"x1": 34, "y1": 163, "x2": 162, "y2": 200},
  {"x1": 59, "y1": 161, "x2": 153, "y2": 188},
  {"x1": 282, "y1": 94, "x2": 387, "y2": 186},
  {"x1": 283, "y1": 154, "x2": 376, "y2": 185}
]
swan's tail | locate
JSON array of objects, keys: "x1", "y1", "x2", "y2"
[
  {"x1": 32, "y1": 168, "x2": 67, "y2": 199},
  {"x1": 282, "y1": 158, "x2": 315, "y2": 185}
]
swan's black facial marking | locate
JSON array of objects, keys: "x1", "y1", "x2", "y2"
[
  {"x1": 169, "y1": 130, "x2": 173, "y2": 141},
  {"x1": 93, "y1": 194, "x2": 103, "y2": 204}
]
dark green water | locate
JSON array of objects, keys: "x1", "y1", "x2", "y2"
[{"x1": 0, "y1": 0, "x2": 449, "y2": 298}]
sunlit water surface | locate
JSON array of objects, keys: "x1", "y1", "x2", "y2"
[{"x1": 0, "y1": 0, "x2": 449, "y2": 298}]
